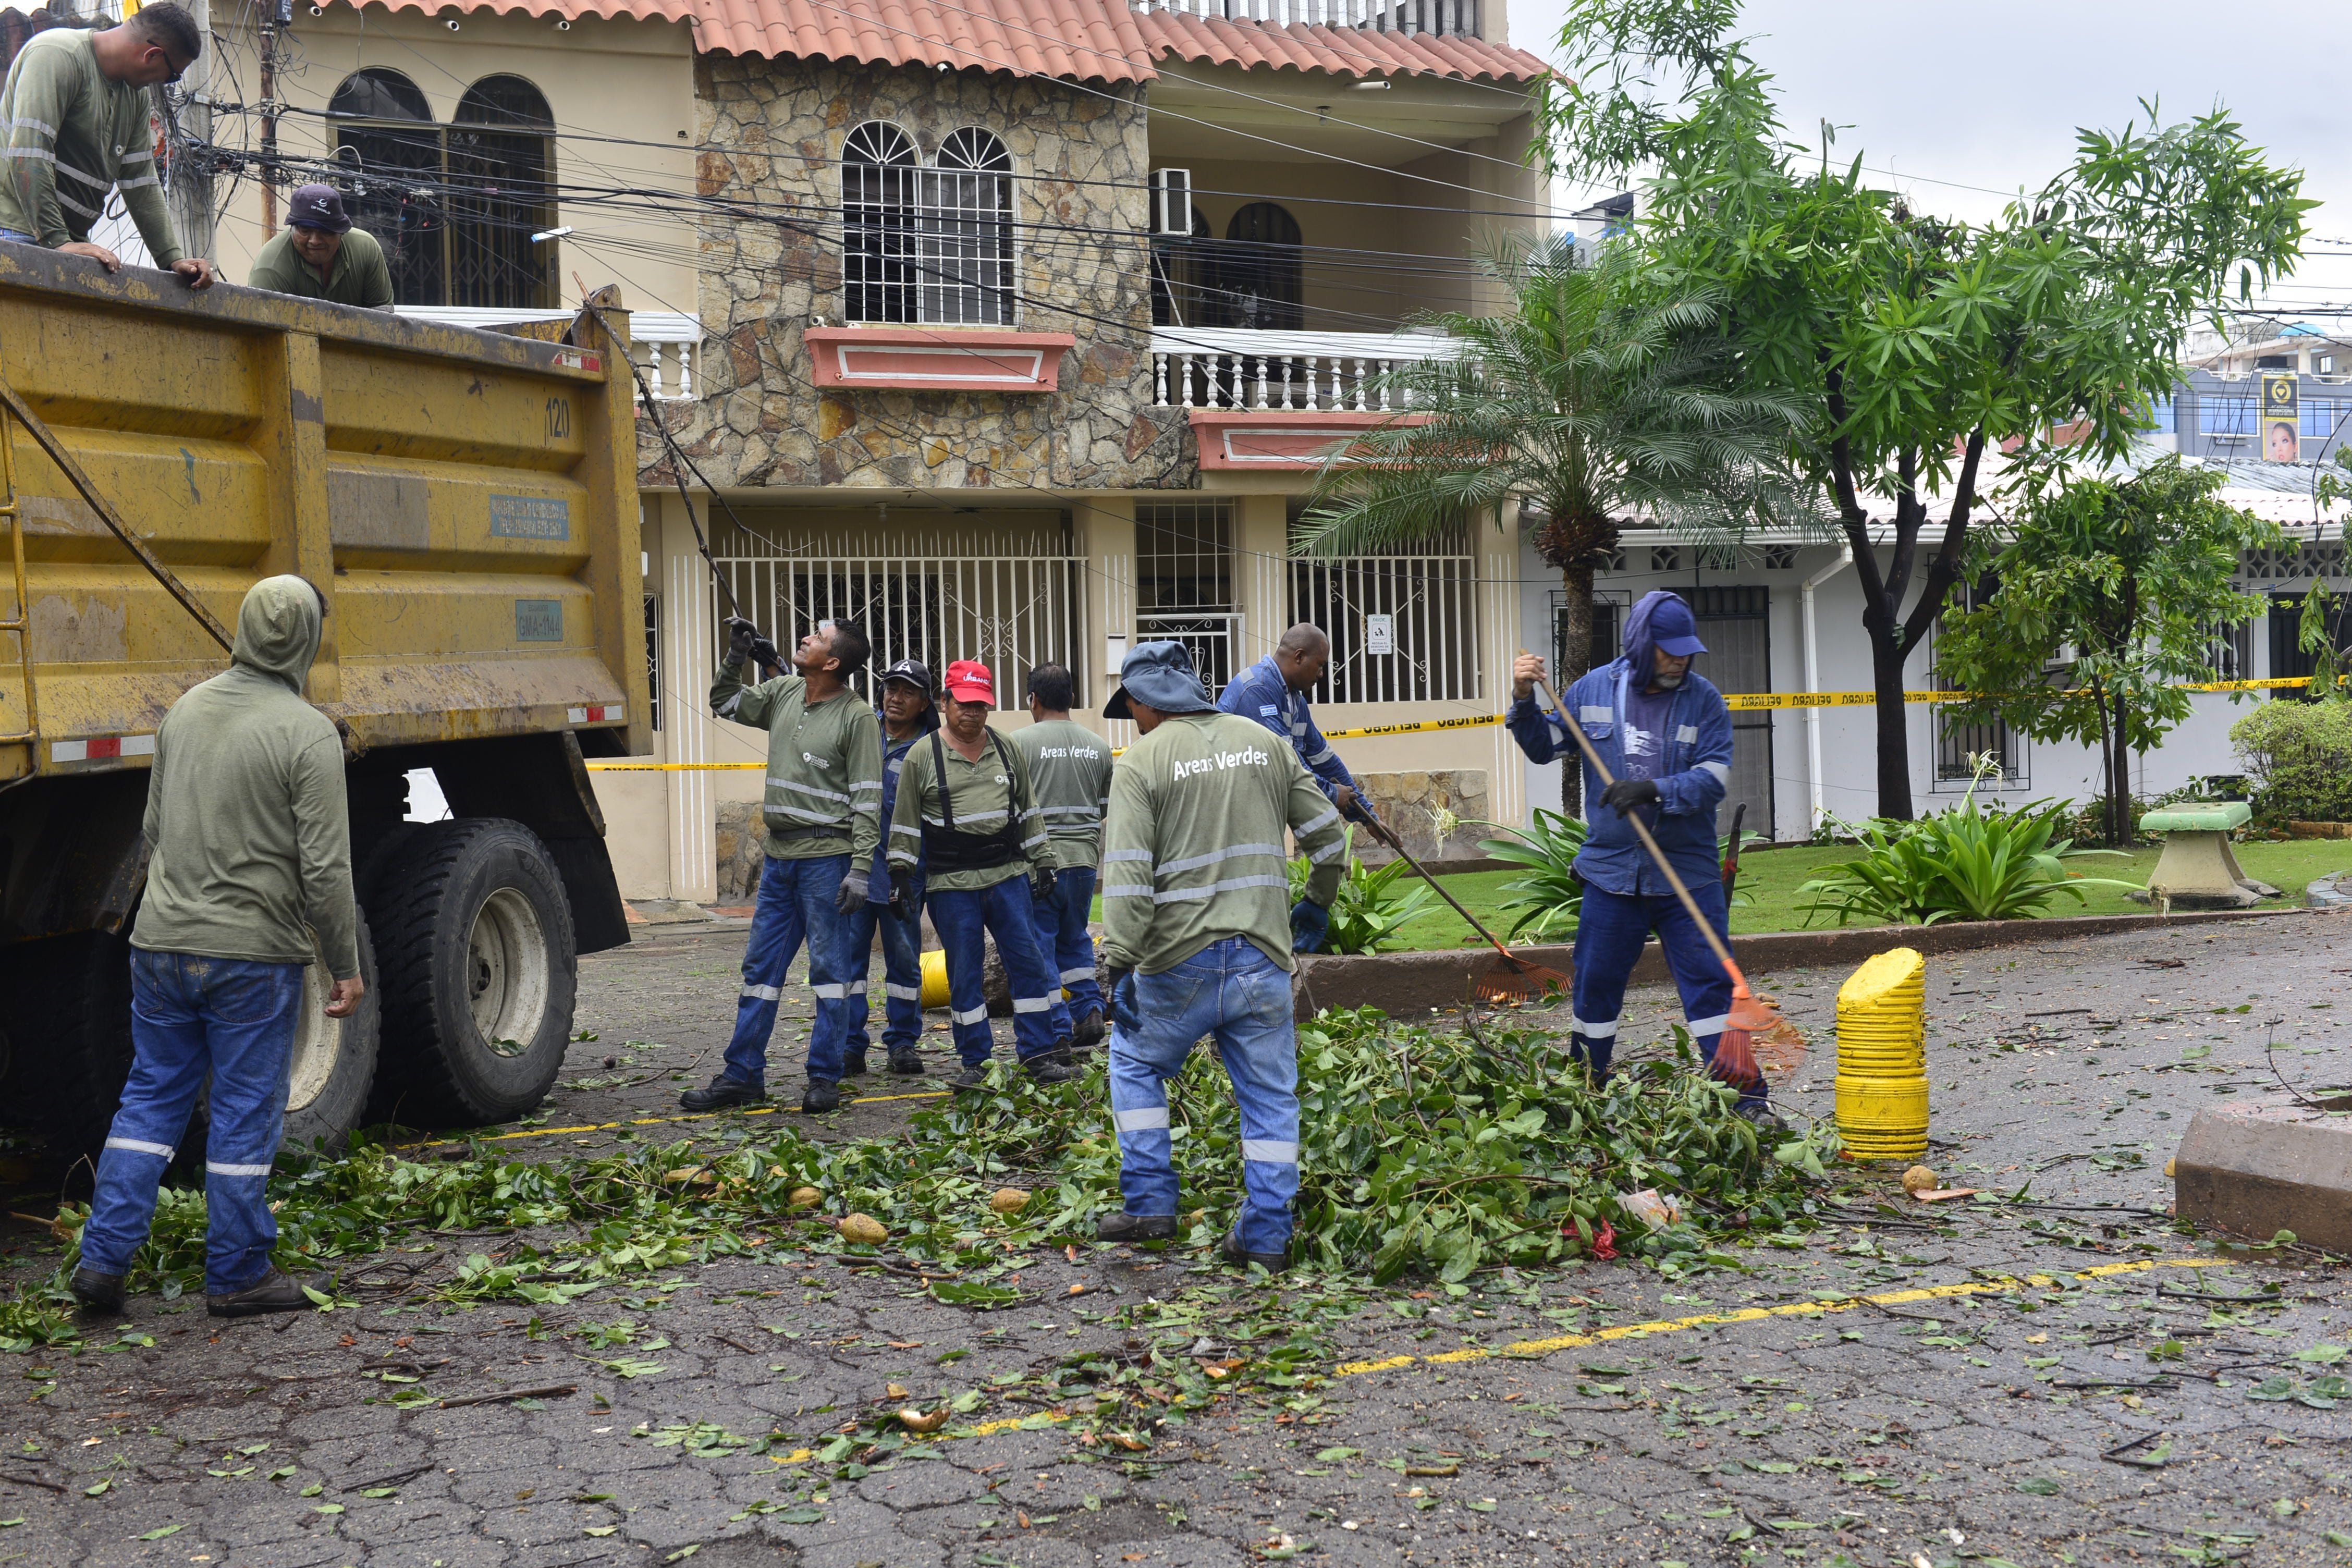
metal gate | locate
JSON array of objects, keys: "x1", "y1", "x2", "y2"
[{"x1": 1690, "y1": 586, "x2": 1774, "y2": 841}]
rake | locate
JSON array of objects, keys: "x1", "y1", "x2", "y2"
[
  {"x1": 1348, "y1": 809, "x2": 1571, "y2": 1006},
  {"x1": 1524, "y1": 655, "x2": 1788, "y2": 1094}
]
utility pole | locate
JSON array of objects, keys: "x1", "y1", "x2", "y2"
[
  {"x1": 165, "y1": 0, "x2": 214, "y2": 259},
  {"x1": 258, "y1": 0, "x2": 282, "y2": 232}
]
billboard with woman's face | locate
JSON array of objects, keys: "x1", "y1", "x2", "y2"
[{"x1": 2263, "y1": 371, "x2": 2300, "y2": 462}]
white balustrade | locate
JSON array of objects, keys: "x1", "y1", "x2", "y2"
[
  {"x1": 1128, "y1": 0, "x2": 1478, "y2": 35},
  {"x1": 1148, "y1": 327, "x2": 1455, "y2": 411},
  {"x1": 396, "y1": 307, "x2": 702, "y2": 403}
]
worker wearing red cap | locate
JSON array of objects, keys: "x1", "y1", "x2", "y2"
[{"x1": 886, "y1": 660, "x2": 1075, "y2": 1089}]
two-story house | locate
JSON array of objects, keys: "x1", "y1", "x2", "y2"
[{"x1": 626, "y1": 0, "x2": 1551, "y2": 899}]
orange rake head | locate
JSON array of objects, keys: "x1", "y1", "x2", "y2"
[
  {"x1": 1708, "y1": 965, "x2": 1795, "y2": 1093},
  {"x1": 1472, "y1": 950, "x2": 1571, "y2": 1007}
]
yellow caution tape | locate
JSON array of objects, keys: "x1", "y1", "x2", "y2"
[{"x1": 586, "y1": 674, "x2": 2314, "y2": 767}]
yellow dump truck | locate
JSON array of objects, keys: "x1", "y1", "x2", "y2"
[{"x1": 0, "y1": 246, "x2": 651, "y2": 1158}]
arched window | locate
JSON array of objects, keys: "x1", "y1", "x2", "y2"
[
  {"x1": 1215, "y1": 202, "x2": 1303, "y2": 330},
  {"x1": 842, "y1": 122, "x2": 917, "y2": 324},
  {"x1": 450, "y1": 76, "x2": 556, "y2": 310},
  {"x1": 920, "y1": 128, "x2": 1013, "y2": 326},
  {"x1": 325, "y1": 69, "x2": 557, "y2": 309}
]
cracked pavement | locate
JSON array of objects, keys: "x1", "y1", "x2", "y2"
[{"x1": 4, "y1": 913, "x2": 2351, "y2": 1567}]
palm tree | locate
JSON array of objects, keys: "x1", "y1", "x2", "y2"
[{"x1": 1297, "y1": 235, "x2": 1805, "y2": 813}]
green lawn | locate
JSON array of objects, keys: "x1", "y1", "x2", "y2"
[{"x1": 1370, "y1": 837, "x2": 2352, "y2": 953}]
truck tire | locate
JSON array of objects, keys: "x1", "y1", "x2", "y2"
[{"x1": 366, "y1": 818, "x2": 577, "y2": 1126}]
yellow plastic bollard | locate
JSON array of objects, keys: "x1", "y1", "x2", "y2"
[
  {"x1": 919, "y1": 948, "x2": 950, "y2": 1010},
  {"x1": 1832, "y1": 947, "x2": 1929, "y2": 1161}
]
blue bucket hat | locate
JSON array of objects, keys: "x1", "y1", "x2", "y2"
[{"x1": 1104, "y1": 640, "x2": 1216, "y2": 720}]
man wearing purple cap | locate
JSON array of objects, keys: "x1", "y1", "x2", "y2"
[
  {"x1": 1506, "y1": 589, "x2": 1780, "y2": 1131},
  {"x1": 247, "y1": 184, "x2": 393, "y2": 309}
]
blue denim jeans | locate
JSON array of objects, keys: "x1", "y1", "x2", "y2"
[
  {"x1": 843, "y1": 872, "x2": 924, "y2": 1058},
  {"x1": 926, "y1": 876, "x2": 1062, "y2": 1068},
  {"x1": 1571, "y1": 880, "x2": 1766, "y2": 1104},
  {"x1": 81, "y1": 950, "x2": 303, "y2": 1295},
  {"x1": 1033, "y1": 866, "x2": 1101, "y2": 1036},
  {"x1": 725, "y1": 852, "x2": 858, "y2": 1087},
  {"x1": 1107, "y1": 937, "x2": 1299, "y2": 1255}
]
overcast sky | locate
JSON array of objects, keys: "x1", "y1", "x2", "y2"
[{"x1": 1513, "y1": 0, "x2": 2352, "y2": 315}]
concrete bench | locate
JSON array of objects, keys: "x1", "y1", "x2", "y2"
[{"x1": 2139, "y1": 801, "x2": 2276, "y2": 909}]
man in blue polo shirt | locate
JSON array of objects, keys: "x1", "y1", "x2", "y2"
[
  {"x1": 1505, "y1": 590, "x2": 1779, "y2": 1129},
  {"x1": 1218, "y1": 623, "x2": 1359, "y2": 818}
]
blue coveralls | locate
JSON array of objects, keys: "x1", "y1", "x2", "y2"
[
  {"x1": 1508, "y1": 663, "x2": 1767, "y2": 1106},
  {"x1": 843, "y1": 718, "x2": 929, "y2": 1065},
  {"x1": 1218, "y1": 654, "x2": 1359, "y2": 805}
]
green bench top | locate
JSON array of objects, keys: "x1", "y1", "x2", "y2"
[{"x1": 2139, "y1": 801, "x2": 2252, "y2": 832}]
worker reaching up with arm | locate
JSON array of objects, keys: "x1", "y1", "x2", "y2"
[
  {"x1": 1096, "y1": 641, "x2": 1347, "y2": 1274},
  {"x1": 1012, "y1": 662, "x2": 1114, "y2": 1052},
  {"x1": 0, "y1": 4, "x2": 216, "y2": 289}
]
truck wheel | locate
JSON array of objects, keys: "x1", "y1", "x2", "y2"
[
  {"x1": 279, "y1": 916, "x2": 382, "y2": 1156},
  {"x1": 366, "y1": 818, "x2": 577, "y2": 1126},
  {"x1": 5, "y1": 929, "x2": 136, "y2": 1166}
]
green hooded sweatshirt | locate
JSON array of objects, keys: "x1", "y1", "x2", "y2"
[{"x1": 132, "y1": 576, "x2": 360, "y2": 978}]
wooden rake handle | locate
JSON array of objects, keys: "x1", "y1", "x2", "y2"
[{"x1": 1352, "y1": 808, "x2": 1518, "y2": 963}]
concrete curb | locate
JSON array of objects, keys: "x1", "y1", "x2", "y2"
[{"x1": 1290, "y1": 903, "x2": 2329, "y2": 1020}]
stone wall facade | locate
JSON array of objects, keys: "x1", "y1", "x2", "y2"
[
  {"x1": 648, "y1": 56, "x2": 1192, "y2": 493},
  {"x1": 1354, "y1": 768, "x2": 1491, "y2": 866}
]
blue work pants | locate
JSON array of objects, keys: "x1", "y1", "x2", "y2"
[
  {"x1": 81, "y1": 951, "x2": 304, "y2": 1295},
  {"x1": 725, "y1": 852, "x2": 858, "y2": 1087},
  {"x1": 1033, "y1": 866, "x2": 1102, "y2": 1035},
  {"x1": 843, "y1": 873, "x2": 925, "y2": 1059},
  {"x1": 1108, "y1": 938, "x2": 1300, "y2": 1255},
  {"x1": 1570, "y1": 880, "x2": 1767, "y2": 1105},
  {"x1": 927, "y1": 877, "x2": 1063, "y2": 1068}
]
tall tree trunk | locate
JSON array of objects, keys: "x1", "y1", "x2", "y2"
[
  {"x1": 2091, "y1": 679, "x2": 2119, "y2": 847},
  {"x1": 1866, "y1": 630, "x2": 1914, "y2": 823},
  {"x1": 2110, "y1": 688, "x2": 2133, "y2": 848},
  {"x1": 1554, "y1": 562, "x2": 1594, "y2": 817}
]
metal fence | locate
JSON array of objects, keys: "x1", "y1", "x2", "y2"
[
  {"x1": 1290, "y1": 553, "x2": 1479, "y2": 704},
  {"x1": 710, "y1": 553, "x2": 1087, "y2": 710}
]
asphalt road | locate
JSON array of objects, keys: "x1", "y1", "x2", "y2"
[{"x1": 3, "y1": 913, "x2": 2349, "y2": 1567}]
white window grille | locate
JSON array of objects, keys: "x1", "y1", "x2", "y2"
[
  {"x1": 711, "y1": 549, "x2": 1085, "y2": 712},
  {"x1": 843, "y1": 121, "x2": 918, "y2": 324},
  {"x1": 1290, "y1": 549, "x2": 1479, "y2": 704},
  {"x1": 919, "y1": 129, "x2": 1015, "y2": 326},
  {"x1": 1136, "y1": 501, "x2": 1240, "y2": 696}
]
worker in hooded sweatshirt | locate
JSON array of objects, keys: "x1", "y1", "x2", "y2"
[
  {"x1": 74, "y1": 576, "x2": 361, "y2": 1320},
  {"x1": 690, "y1": 616, "x2": 883, "y2": 1117},
  {"x1": 839, "y1": 657, "x2": 938, "y2": 1077},
  {"x1": 887, "y1": 660, "x2": 1075, "y2": 1091},
  {"x1": 1095, "y1": 641, "x2": 1346, "y2": 1273},
  {"x1": 1012, "y1": 662, "x2": 1113, "y2": 1051},
  {"x1": 1504, "y1": 590, "x2": 1780, "y2": 1130}
]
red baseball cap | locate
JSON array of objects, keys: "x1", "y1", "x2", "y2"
[{"x1": 942, "y1": 660, "x2": 995, "y2": 704}]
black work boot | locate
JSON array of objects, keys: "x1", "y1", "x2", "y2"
[
  {"x1": 841, "y1": 1053, "x2": 871, "y2": 1077},
  {"x1": 802, "y1": 1079, "x2": 842, "y2": 1114},
  {"x1": 886, "y1": 1044, "x2": 925, "y2": 1075},
  {"x1": 1096, "y1": 1212, "x2": 1177, "y2": 1244},
  {"x1": 950, "y1": 1061, "x2": 990, "y2": 1091},
  {"x1": 681, "y1": 1075, "x2": 764, "y2": 1112},
  {"x1": 1071, "y1": 1009, "x2": 1107, "y2": 1051},
  {"x1": 207, "y1": 1267, "x2": 321, "y2": 1318},
  {"x1": 70, "y1": 1266, "x2": 126, "y2": 1316},
  {"x1": 1022, "y1": 1052, "x2": 1077, "y2": 1086},
  {"x1": 1734, "y1": 1099, "x2": 1787, "y2": 1135},
  {"x1": 1221, "y1": 1228, "x2": 1288, "y2": 1275}
]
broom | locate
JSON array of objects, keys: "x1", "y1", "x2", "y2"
[
  {"x1": 1524, "y1": 655, "x2": 1783, "y2": 1094},
  {"x1": 1348, "y1": 808, "x2": 1570, "y2": 1005}
]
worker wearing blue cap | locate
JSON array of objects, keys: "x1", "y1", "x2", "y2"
[{"x1": 1506, "y1": 590, "x2": 1778, "y2": 1130}]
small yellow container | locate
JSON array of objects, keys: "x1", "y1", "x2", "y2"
[
  {"x1": 920, "y1": 948, "x2": 950, "y2": 1010},
  {"x1": 1833, "y1": 947, "x2": 1929, "y2": 1160}
]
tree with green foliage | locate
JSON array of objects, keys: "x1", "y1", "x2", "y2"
[
  {"x1": 1537, "y1": 0, "x2": 2310, "y2": 819},
  {"x1": 1295, "y1": 235, "x2": 1803, "y2": 812},
  {"x1": 1934, "y1": 459, "x2": 2278, "y2": 846}
]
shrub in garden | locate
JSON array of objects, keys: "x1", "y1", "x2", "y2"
[
  {"x1": 1285, "y1": 826, "x2": 1437, "y2": 955},
  {"x1": 2230, "y1": 699, "x2": 2352, "y2": 825},
  {"x1": 1798, "y1": 790, "x2": 2139, "y2": 926}
]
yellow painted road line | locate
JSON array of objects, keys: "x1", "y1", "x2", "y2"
[
  {"x1": 1331, "y1": 1257, "x2": 2235, "y2": 1377},
  {"x1": 768, "y1": 1410, "x2": 1074, "y2": 1465},
  {"x1": 393, "y1": 1089, "x2": 952, "y2": 1150}
]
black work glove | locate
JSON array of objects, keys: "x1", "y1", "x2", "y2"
[
  {"x1": 835, "y1": 866, "x2": 870, "y2": 916},
  {"x1": 724, "y1": 615, "x2": 780, "y2": 673},
  {"x1": 1031, "y1": 863, "x2": 1058, "y2": 906},
  {"x1": 1108, "y1": 969, "x2": 1140, "y2": 1037},
  {"x1": 1599, "y1": 777, "x2": 1661, "y2": 815},
  {"x1": 889, "y1": 868, "x2": 915, "y2": 910}
]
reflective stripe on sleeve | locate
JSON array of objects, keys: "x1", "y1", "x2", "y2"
[
  {"x1": 1296, "y1": 805, "x2": 1340, "y2": 837},
  {"x1": 1059, "y1": 966, "x2": 1096, "y2": 984},
  {"x1": 1697, "y1": 760, "x2": 1731, "y2": 785}
]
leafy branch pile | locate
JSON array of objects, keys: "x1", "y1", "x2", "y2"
[{"x1": 1, "y1": 1009, "x2": 1836, "y2": 1349}]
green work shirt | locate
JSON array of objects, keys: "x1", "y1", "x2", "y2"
[
  {"x1": 1099, "y1": 711, "x2": 1345, "y2": 976},
  {"x1": 888, "y1": 728, "x2": 1048, "y2": 892},
  {"x1": 709, "y1": 664, "x2": 883, "y2": 864},
  {"x1": 1011, "y1": 717, "x2": 1112, "y2": 872},
  {"x1": 247, "y1": 225, "x2": 395, "y2": 309},
  {"x1": 132, "y1": 576, "x2": 359, "y2": 978},
  {"x1": 0, "y1": 28, "x2": 182, "y2": 263}
]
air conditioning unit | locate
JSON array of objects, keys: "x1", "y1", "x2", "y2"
[{"x1": 1149, "y1": 169, "x2": 1192, "y2": 237}]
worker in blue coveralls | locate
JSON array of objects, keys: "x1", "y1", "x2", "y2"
[
  {"x1": 840, "y1": 658, "x2": 938, "y2": 1078},
  {"x1": 1506, "y1": 590, "x2": 1782, "y2": 1131},
  {"x1": 1218, "y1": 623, "x2": 1361, "y2": 819}
]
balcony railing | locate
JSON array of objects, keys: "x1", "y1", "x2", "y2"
[
  {"x1": 1150, "y1": 327, "x2": 1455, "y2": 411},
  {"x1": 1132, "y1": 0, "x2": 1479, "y2": 35},
  {"x1": 396, "y1": 307, "x2": 701, "y2": 402}
]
